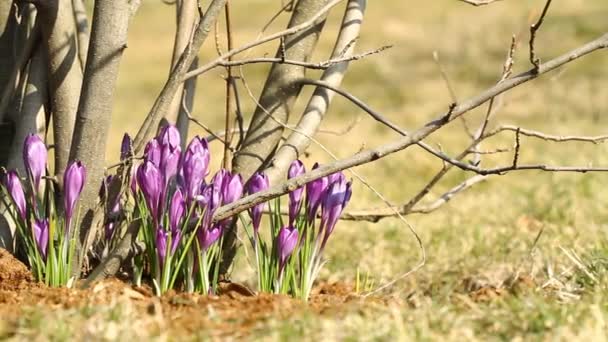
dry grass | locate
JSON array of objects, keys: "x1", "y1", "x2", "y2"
[{"x1": 7, "y1": 0, "x2": 608, "y2": 340}]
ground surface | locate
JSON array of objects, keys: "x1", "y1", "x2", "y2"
[{"x1": 4, "y1": 0, "x2": 608, "y2": 340}]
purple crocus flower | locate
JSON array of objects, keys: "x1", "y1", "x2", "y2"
[
  {"x1": 198, "y1": 224, "x2": 222, "y2": 251},
  {"x1": 144, "y1": 139, "x2": 162, "y2": 167},
  {"x1": 222, "y1": 173, "x2": 243, "y2": 205},
  {"x1": 160, "y1": 143, "x2": 181, "y2": 186},
  {"x1": 305, "y1": 163, "x2": 328, "y2": 223},
  {"x1": 33, "y1": 219, "x2": 49, "y2": 260},
  {"x1": 277, "y1": 226, "x2": 298, "y2": 275},
  {"x1": 288, "y1": 160, "x2": 305, "y2": 225},
  {"x1": 247, "y1": 172, "x2": 269, "y2": 236},
  {"x1": 182, "y1": 137, "x2": 210, "y2": 200},
  {"x1": 4, "y1": 171, "x2": 26, "y2": 220},
  {"x1": 23, "y1": 134, "x2": 47, "y2": 191},
  {"x1": 63, "y1": 161, "x2": 86, "y2": 230},
  {"x1": 169, "y1": 188, "x2": 185, "y2": 233},
  {"x1": 137, "y1": 161, "x2": 163, "y2": 225},
  {"x1": 159, "y1": 124, "x2": 181, "y2": 149},
  {"x1": 200, "y1": 178, "x2": 224, "y2": 231},
  {"x1": 320, "y1": 175, "x2": 352, "y2": 248},
  {"x1": 120, "y1": 133, "x2": 132, "y2": 161}
]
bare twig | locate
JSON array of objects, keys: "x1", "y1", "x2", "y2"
[
  {"x1": 529, "y1": 0, "x2": 553, "y2": 71},
  {"x1": 265, "y1": 0, "x2": 367, "y2": 183},
  {"x1": 458, "y1": 0, "x2": 503, "y2": 6},
  {"x1": 183, "y1": 0, "x2": 344, "y2": 82},
  {"x1": 188, "y1": 45, "x2": 390, "y2": 77},
  {"x1": 133, "y1": 0, "x2": 228, "y2": 153},
  {"x1": 222, "y1": 1, "x2": 235, "y2": 169},
  {"x1": 211, "y1": 32, "x2": 608, "y2": 223}
]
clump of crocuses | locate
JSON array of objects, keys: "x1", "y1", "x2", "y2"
[
  {"x1": 245, "y1": 160, "x2": 352, "y2": 300},
  {"x1": 131, "y1": 125, "x2": 243, "y2": 295},
  {"x1": 0, "y1": 134, "x2": 86, "y2": 286}
]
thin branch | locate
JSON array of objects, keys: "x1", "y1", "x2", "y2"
[
  {"x1": 222, "y1": 0, "x2": 235, "y2": 169},
  {"x1": 211, "y1": 32, "x2": 608, "y2": 223},
  {"x1": 190, "y1": 45, "x2": 390, "y2": 75},
  {"x1": 132, "y1": 0, "x2": 228, "y2": 153},
  {"x1": 484, "y1": 125, "x2": 608, "y2": 143},
  {"x1": 529, "y1": 0, "x2": 553, "y2": 71},
  {"x1": 340, "y1": 175, "x2": 488, "y2": 221},
  {"x1": 183, "y1": 0, "x2": 344, "y2": 81},
  {"x1": 458, "y1": 0, "x2": 503, "y2": 6},
  {"x1": 265, "y1": 0, "x2": 367, "y2": 183}
]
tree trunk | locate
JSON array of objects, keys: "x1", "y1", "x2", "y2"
[{"x1": 69, "y1": 0, "x2": 133, "y2": 277}]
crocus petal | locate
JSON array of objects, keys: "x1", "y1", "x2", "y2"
[
  {"x1": 23, "y1": 134, "x2": 47, "y2": 191},
  {"x1": 182, "y1": 136, "x2": 210, "y2": 200},
  {"x1": 33, "y1": 219, "x2": 49, "y2": 260},
  {"x1": 63, "y1": 161, "x2": 86, "y2": 227},
  {"x1": 137, "y1": 161, "x2": 163, "y2": 225},
  {"x1": 305, "y1": 163, "x2": 328, "y2": 223},
  {"x1": 160, "y1": 144, "x2": 181, "y2": 186},
  {"x1": 288, "y1": 160, "x2": 306, "y2": 225},
  {"x1": 277, "y1": 226, "x2": 298, "y2": 274},
  {"x1": 4, "y1": 171, "x2": 27, "y2": 220},
  {"x1": 223, "y1": 173, "x2": 243, "y2": 205},
  {"x1": 320, "y1": 176, "x2": 352, "y2": 248},
  {"x1": 169, "y1": 188, "x2": 185, "y2": 232},
  {"x1": 198, "y1": 225, "x2": 222, "y2": 251},
  {"x1": 144, "y1": 139, "x2": 161, "y2": 167},
  {"x1": 247, "y1": 172, "x2": 270, "y2": 235},
  {"x1": 159, "y1": 124, "x2": 181, "y2": 149}
]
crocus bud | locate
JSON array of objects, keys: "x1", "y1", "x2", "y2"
[
  {"x1": 23, "y1": 134, "x2": 47, "y2": 191},
  {"x1": 223, "y1": 173, "x2": 243, "y2": 205},
  {"x1": 4, "y1": 171, "x2": 26, "y2": 220},
  {"x1": 305, "y1": 163, "x2": 328, "y2": 223},
  {"x1": 320, "y1": 175, "x2": 352, "y2": 248},
  {"x1": 160, "y1": 144, "x2": 181, "y2": 186},
  {"x1": 182, "y1": 137, "x2": 210, "y2": 200},
  {"x1": 277, "y1": 226, "x2": 298, "y2": 275},
  {"x1": 64, "y1": 161, "x2": 86, "y2": 229},
  {"x1": 159, "y1": 124, "x2": 181, "y2": 149},
  {"x1": 169, "y1": 188, "x2": 185, "y2": 233},
  {"x1": 120, "y1": 133, "x2": 132, "y2": 161},
  {"x1": 33, "y1": 219, "x2": 49, "y2": 260},
  {"x1": 156, "y1": 228, "x2": 168, "y2": 265},
  {"x1": 144, "y1": 139, "x2": 161, "y2": 167},
  {"x1": 288, "y1": 160, "x2": 305, "y2": 225},
  {"x1": 137, "y1": 161, "x2": 163, "y2": 225},
  {"x1": 247, "y1": 172, "x2": 269, "y2": 236},
  {"x1": 198, "y1": 225, "x2": 222, "y2": 251}
]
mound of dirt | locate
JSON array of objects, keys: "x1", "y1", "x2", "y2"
[{"x1": 0, "y1": 248, "x2": 32, "y2": 291}]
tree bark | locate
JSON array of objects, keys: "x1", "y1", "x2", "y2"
[
  {"x1": 133, "y1": 0, "x2": 227, "y2": 153},
  {"x1": 264, "y1": 0, "x2": 366, "y2": 184},
  {"x1": 231, "y1": 0, "x2": 332, "y2": 182},
  {"x1": 221, "y1": 0, "x2": 331, "y2": 275},
  {"x1": 37, "y1": 0, "x2": 83, "y2": 179},
  {"x1": 69, "y1": 0, "x2": 132, "y2": 277},
  {"x1": 162, "y1": 0, "x2": 198, "y2": 144}
]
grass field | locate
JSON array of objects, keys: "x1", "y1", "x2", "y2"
[{"x1": 6, "y1": 0, "x2": 608, "y2": 340}]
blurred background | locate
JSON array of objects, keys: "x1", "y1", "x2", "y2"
[{"x1": 110, "y1": 0, "x2": 608, "y2": 290}]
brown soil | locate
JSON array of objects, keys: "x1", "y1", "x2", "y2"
[{"x1": 0, "y1": 249, "x2": 389, "y2": 338}]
